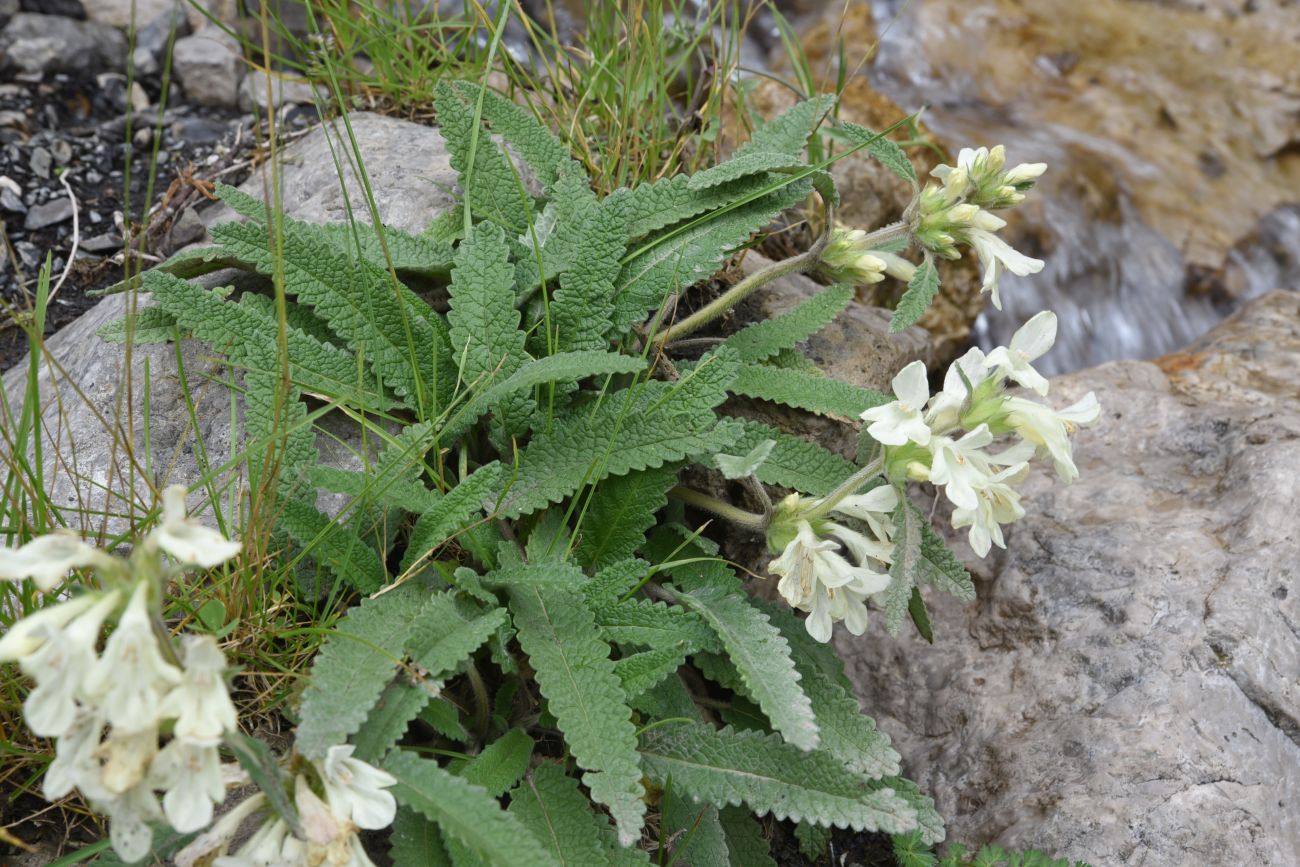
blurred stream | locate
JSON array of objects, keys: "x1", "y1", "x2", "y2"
[{"x1": 861, "y1": 0, "x2": 1300, "y2": 372}]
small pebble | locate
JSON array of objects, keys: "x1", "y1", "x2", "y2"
[
  {"x1": 30, "y1": 146, "x2": 52, "y2": 179},
  {"x1": 81, "y1": 231, "x2": 124, "y2": 253},
  {"x1": 15, "y1": 241, "x2": 40, "y2": 269},
  {"x1": 24, "y1": 196, "x2": 74, "y2": 230},
  {"x1": 50, "y1": 138, "x2": 73, "y2": 165},
  {"x1": 0, "y1": 187, "x2": 25, "y2": 214}
]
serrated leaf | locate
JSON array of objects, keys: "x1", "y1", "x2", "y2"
[
  {"x1": 448, "y1": 221, "x2": 529, "y2": 390},
  {"x1": 638, "y1": 723, "x2": 918, "y2": 833},
  {"x1": 735, "y1": 95, "x2": 837, "y2": 159},
  {"x1": 592, "y1": 598, "x2": 719, "y2": 650},
  {"x1": 384, "y1": 750, "x2": 559, "y2": 867},
  {"x1": 310, "y1": 466, "x2": 438, "y2": 515},
  {"x1": 296, "y1": 583, "x2": 429, "y2": 759},
  {"x1": 390, "y1": 807, "x2": 453, "y2": 866},
  {"x1": 719, "y1": 807, "x2": 777, "y2": 867},
  {"x1": 688, "y1": 151, "x2": 807, "y2": 190},
  {"x1": 583, "y1": 559, "x2": 650, "y2": 606},
  {"x1": 714, "y1": 439, "x2": 775, "y2": 480},
  {"x1": 795, "y1": 821, "x2": 832, "y2": 863},
  {"x1": 508, "y1": 763, "x2": 621, "y2": 867},
  {"x1": 402, "y1": 463, "x2": 505, "y2": 573},
  {"x1": 574, "y1": 465, "x2": 677, "y2": 569},
  {"x1": 315, "y1": 221, "x2": 455, "y2": 279},
  {"x1": 720, "y1": 283, "x2": 853, "y2": 363},
  {"x1": 908, "y1": 587, "x2": 934, "y2": 643},
  {"x1": 678, "y1": 588, "x2": 818, "y2": 751},
  {"x1": 612, "y1": 181, "x2": 809, "y2": 334},
  {"x1": 663, "y1": 794, "x2": 730, "y2": 867},
  {"x1": 224, "y1": 730, "x2": 302, "y2": 838},
  {"x1": 507, "y1": 580, "x2": 646, "y2": 846},
  {"x1": 548, "y1": 164, "x2": 627, "y2": 351},
  {"x1": 761, "y1": 600, "x2": 902, "y2": 778},
  {"x1": 406, "y1": 591, "x2": 508, "y2": 680},
  {"x1": 834, "y1": 121, "x2": 918, "y2": 185},
  {"x1": 352, "y1": 680, "x2": 431, "y2": 763},
  {"x1": 449, "y1": 80, "x2": 569, "y2": 189},
  {"x1": 883, "y1": 777, "x2": 945, "y2": 846},
  {"x1": 609, "y1": 173, "x2": 778, "y2": 242},
  {"x1": 729, "y1": 364, "x2": 888, "y2": 419},
  {"x1": 279, "y1": 497, "x2": 388, "y2": 593},
  {"x1": 434, "y1": 80, "x2": 533, "y2": 232},
  {"x1": 890, "y1": 257, "x2": 939, "y2": 333},
  {"x1": 727, "y1": 420, "x2": 856, "y2": 497},
  {"x1": 494, "y1": 351, "x2": 739, "y2": 520},
  {"x1": 912, "y1": 503, "x2": 975, "y2": 600},
  {"x1": 96, "y1": 306, "x2": 181, "y2": 344},
  {"x1": 420, "y1": 697, "x2": 469, "y2": 742},
  {"x1": 614, "y1": 645, "x2": 693, "y2": 698},
  {"x1": 456, "y1": 729, "x2": 534, "y2": 797},
  {"x1": 885, "y1": 496, "x2": 923, "y2": 636}
]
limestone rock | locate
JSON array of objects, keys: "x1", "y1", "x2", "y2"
[
  {"x1": 0, "y1": 0, "x2": 18, "y2": 30},
  {"x1": 172, "y1": 31, "x2": 244, "y2": 108},
  {"x1": 81, "y1": 0, "x2": 175, "y2": 29},
  {"x1": 238, "y1": 69, "x2": 321, "y2": 114},
  {"x1": 0, "y1": 12, "x2": 127, "y2": 74},
  {"x1": 0, "y1": 113, "x2": 456, "y2": 538},
  {"x1": 837, "y1": 291, "x2": 1300, "y2": 865}
]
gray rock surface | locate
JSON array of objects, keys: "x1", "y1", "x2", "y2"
[
  {"x1": 23, "y1": 196, "x2": 73, "y2": 230},
  {"x1": 0, "y1": 113, "x2": 456, "y2": 537},
  {"x1": 0, "y1": 0, "x2": 18, "y2": 29},
  {"x1": 838, "y1": 290, "x2": 1300, "y2": 865},
  {"x1": 172, "y1": 31, "x2": 244, "y2": 108},
  {"x1": 82, "y1": 0, "x2": 175, "y2": 29},
  {"x1": 238, "y1": 68, "x2": 320, "y2": 113},
  {"x1": 0, "y1": 12, "x2": 127, "y2": 74}
]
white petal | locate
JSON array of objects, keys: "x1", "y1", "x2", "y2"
[
  {"x1": 1010, "y1": 310, "x2": 1057, "y2": 360},
  {"x1": 154, "y1": 486, "x2": 241, "y2": 568},
  {"x1": 0, "y1": 532, "x2": 110, "y2": 591},
  {"x1": 891, "y1": 360, "x2": 930, "y2": 410}
]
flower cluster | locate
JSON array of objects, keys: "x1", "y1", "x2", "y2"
[
  {"x1": 912, "y1": 145, "x2": 1047, "y2": 309},
  {"x1": 0, "y1": 486, "x2": 242, "y2": 861},
  {"x1": 175, "y1": 745, "x2": 397, "y2": 867},
  {"x1": 765, "y1": 311, "x2": 1099, "y2": 642}
]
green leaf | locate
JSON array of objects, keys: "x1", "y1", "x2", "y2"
[
  {"x1": 406, "y1": 591, "x2": 509, "y2": 680},
  {"x1": 402, "y1": 463, "x2": 505, "y2": 573},
  {"x1": 662, "y1": 794, "x2": 730, "y2": 867},
  {"x1": 456, "y1": 728, "x2": 535, "y2": 797},
  {"x1": 729, "y1": 365, "x2": 888, "y2": 419},
  {"x1": 612, "y1": 182, "x2": 809, "y2": 334},
  {"x1": 593, "y1": 598, "x2": 719, "y2": 651},
  {"x1": 495, "y1": 351, "x2": 740, "y2": 520},
  {"x1": 736, "y1": 95, "x2": 837, "y2": 159},
  {"x1": 384, "y1": 750, "x2": 559, "y2": 867},
  {"x1": 885, "y1": 496, "x2": 923, "y2": 636},
  {"x1": 884, "y1": 776, "x2": 945, "y2": 847},
  {"x1": 678, "y1": 588, "x2": 818, "y2": 751},
  {"x1": 609, "y1": 173, "x2": 778, "y2": 241},
  {"x1": 448, "y1": 221, "x2": 529, "y2": 389},
  {"x1": 448, "y1": 80, "x2": 570, "y2": 189},
  {"x1": 96, "y1": 306, "x2": 181, "y2": 344},
  {"x1": 224, "y1": 730, "x2": 302, "y2": 838},
  {"x1": 834, "y1": 121, "x2": 918, "y2": 185},
  {"x1": 574, "y1": 465, "x2": 677, "y2": 569},
  {"x1": 719, "y1": 807, "x2": 778, "y2": 867},
  {"x1": 762, "y1": 600, "x2": 902, "y2": 778},
  {"x1": 508, "y1": 763, "x2": 620, "y2": 867},
  {"x1": 890, "y1": 257, "x2": 939, "y2": 333},
  {"x1": 507, "y1": 581, "x2": 646, "y2": 846},
  {"x1": 638, "y1": 722, "x2": 918, "y2": 833},
  {"x1": 913, "y1": 504, "x2": 976, "y2": 601},
  {"x1": 583, "y1": 559, "x2": 650, "y2": 606},
  {"x1": 720, "y1": 282, "x2": 853, "y2": 363},
  {"x1": 795, "y1": 821, "x2": 833, "y2": 863},
  {"x1": 295, "y1": 582, "x2": 429, "y2": 760},
  {"x1": 390, "y1": 807, "x2": 453, "y2": 867},
  {"x1": 727, "y1": 420, "x2": 857, "y2": 497},
  {"x1": 615, "y1": 644, "x2": 693, "y2": 699},
  {"x1": 279, "y1": 498, "x2": 388, "y2": 593},
  {"x1": 548, "y1": 165, "x2": 627, "y2": 352},
  {"x1": 310, "y1": 466, "x2": 438, "y2": 516},
  {"x1": 420, "y1": 697, "x2": 469, "y2": 742},
  {"x1": 688, "y1": 151, "x2": 807, "y2": 190},
  {"x1": 714, "y1": 439, "x2": 775, "y2": 480},
  {"x1": 315, "y1": 221, "x2": 455, "y2": 279},
  {"x1": 352, "y1": 680, "x2": 431, "y2": 764},
  {"x1": 434, "y1": 80, "x2": 533, "y2": 232},
  {"x1": 908, "y1": 587, "x2": 934, "y2": 643}
]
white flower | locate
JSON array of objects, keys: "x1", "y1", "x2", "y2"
[
  {"x1": 861, "y1": 360, "x2": 932, "y2": 446},
  {"x1": 175, "y1": 793, "x2": 266, "y2": 867},
  {"x1": 965, "y1": 212, "x2": 1044, "y2": 310},
  {"x1": 818, "y1": 225, "x2": 888, "y2": 285},
  {"x1": 153, "y1": 739, "x2": 227, "y2": 832},
  {"x1": 88, "y1": 581, "x2": 182, "y2": 733},
  {"x1": 0, "y1": 531, "x2": 114, "y2": 591},
  {"x1": 0, "y1": 593, "x2": 101, "y2": 662},
  {"x1": 830, "y1": 484, "x2": 899, "y2": 543},
  {"x1": 928, "y1": 425, "x2": 997, "y2": 510},
  {"x1": 102, "y1": 782, "x2": 163, "y2": 864},
  {"x1": 44, "y1": 708, "x2": 105, "y2": 800},
  {"x1": 152, "y1": 485, "x2": 241, "y2": 568},
  {"x1": 161, "y1": 634, "x2": 238, "y2": 743},
  {"x1": 1003, "y1": 160, "x2": 1047, "y2": 185},
  {"x1": 984, "y1": 310, "x2": 1057, "y2": 396},
  {"x1": 1004, "y1": 392, "x2": 1101, "y2": 482},
  {"x1": 769, "y1": 520, "x2": 892, "y2": 642},
  {"x1": 952, "y1": 467, "x2": 1029, "y2": 557},
  {"x1": 213, "y1": 815, "x2": 288, "y2": 867},
  {"x1": 321, "y1": 744, "x2": 398, "y2": 830},
  {"x1": 771, "y1": 521, "x2": 853, "y2": 610},
  {"x1": 19, "y1": 590, "x2": 119, "y2": 737},
  {"x1": 926, "y1": 347, "x2": 993, "y2": 430},
  {"x1": 99, "y1": 725, "x2": 159, "y2": 795}
]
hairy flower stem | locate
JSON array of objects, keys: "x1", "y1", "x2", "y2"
[
  {"x1": 651, "y1": 200, "x2": 837, "y2": 352},
  {"x1": 801, "y1": 457, "x2": 885, "y2": 520},
  {"x1": 668, "y1": 486, "x2": 769, "y2": 532},
  {"x1": 859, "y1": 220, "x2": 912, "y2": 250}
]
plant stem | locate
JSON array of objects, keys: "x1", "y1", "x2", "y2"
[
  {"x1": 651, "y1": 200, "x2": 837, "y2": 352},
  {"x1": 668, "y1": 486, "x2": 769, "y2": 531},
  {"x1": 801, "y1": 457, "x2": 885, "y2": 520}
]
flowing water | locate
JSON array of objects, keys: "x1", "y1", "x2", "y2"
[{"x1": 861, "y1": 0, "x2": 1300, "y2": 373}]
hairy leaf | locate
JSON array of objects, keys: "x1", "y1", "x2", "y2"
[
  {"x1": 279, "y1": 498, "x2": 387, "y2": 593},
  {"x1": 434, "y1": 80, "x2": 533, "y2": 232},
  {"x1": 912, "y1": 503, "x2": 976, "y2": 600},
  {"x1": 592, "y1": 598, "x2": 719, "y2": 652},
  {"x1": 448, "y1": 221, "x2": 529, "y2": 389},
  {"x1": 390, "y1": 807, "x2": 453, "y2": 867},
  {"x1": 449, "y1": 80, "x2": 570, "y2": 189},
  {"x1": 573, "y1": 465, "x2": 677, "y2": 569},
  {"x1": 315, "y1": 221, "x2": 455, "y2": 279},
  {"x1": 890, "y1": 257, "x2": 939, "y2": 333},
  {"x1": 729, "y1": 365, "x2": 888, "y2": 419},
  {"x1": 719, "y1": 807, "x2": 777, "y2": 867},
  {"x1": 548, "y1": 164, "x2": 627, "y2": 351},
  {"x1": 687, "y1": 151, "x2": 806, "y2": 190},
  {"x1": 401, "y1": 463, "x2": 505, "y2": 573},
  {"x1": 638, "y1": 723, "x2": 918, "y2": 833},
  {"x1": 720, "y1": 283, "x2": 853, "y2": 363},
  {"x1": 728, "y1": 419, "x2": 857, "y2": 497},
  {"x1": 507, "y1": 580, "x2": 646, "y2": 846},
  {"x1": 885, "y1": 497, "x2": 923, "y2": 636},
  {"x1": 352, "y1": 680, "x2": 431, "y2": 764},
  {"x1": 96, "y1": 306, "x2": 181, "y2": 344},
  {"x1": 608, "y1": 172, "x2": 777, "y2": 241},
  {"x1": 614, "y1": 645, "x2": 693, "y2": 699},
  {"x1": 384, "y1": 750, "x2": 558, "y2": 867},
  {"x1": 679, "y1": 587, "x2": 818, "y2": 751},
  {"x1": 295, "y1": 583, "x2": 429, "y2": 759},
  {"x1": 508, "y1": 763, "x2": 624, "y2": 867},
  {"x1": 714, "y1": 439, "x2": 775, "y2": 480},
  {"x1": 406, "y1": 591, "x2": 508, "y2": 680},
  {"x1": 835, "y1": 122, "x2": 918, "y2": 185},
  {"x1": 663, "y1": 794, "x2": 729, "y2": 867},
  {"x1": 456, "y1": 728, "x2": 535, "y2": 797},
  {"x1": 735, "y1": 95, "x2": 837, "y2": 160}
]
